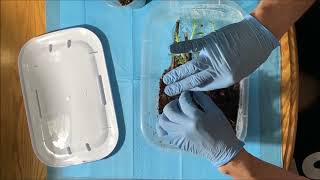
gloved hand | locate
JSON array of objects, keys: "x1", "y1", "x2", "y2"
[
  {"x1": 156, "y1": 91, "x2": 244, "y2": 167},
  {"x1": 164, "y1": 15, "x2": 279, "y2": 96}
]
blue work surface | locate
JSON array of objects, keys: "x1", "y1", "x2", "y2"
[{"x1": 47, "y1": 0, "x2": 282, "y2": 179}]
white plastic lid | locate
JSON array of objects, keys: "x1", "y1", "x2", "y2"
[{"x1": 18, "y1": 28, "x2": 119, "y2": 167}]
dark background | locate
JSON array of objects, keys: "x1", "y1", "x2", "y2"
[{"x1": 294, "y1": 1, "x2": 320, "y2": 179}]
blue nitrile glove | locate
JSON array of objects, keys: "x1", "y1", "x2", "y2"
[
  {"x1": 156, "y1": 91, "x2": 244, "y2": 167},
  {"x1": 163, "y1": 15, "x2": 279, "y2": 96}
]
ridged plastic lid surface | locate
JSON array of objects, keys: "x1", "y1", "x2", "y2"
[{"x1": 18, "y1": 28, "x2": 118, "y2": 167}]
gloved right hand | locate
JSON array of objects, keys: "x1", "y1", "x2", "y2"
[
  {"x1": 164, "y1": 15, "x2": 279, "y2": 96},
  {"x1": 156, "y1": 91, "x2": 244, "y2": 167}
]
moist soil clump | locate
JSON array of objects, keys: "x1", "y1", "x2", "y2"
[{"x1": 119, "y1": 0, "x2": 133, "y2": 6}]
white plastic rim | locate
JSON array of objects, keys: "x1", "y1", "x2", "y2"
[
  {"x1": 18, "y1": 27, "x2": 119, "y2": 167},
  {"x1": 105, "y1": 0, "x2": 146, "y2": 8}
]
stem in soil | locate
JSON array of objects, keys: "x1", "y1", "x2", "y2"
[
  {"x1": 171, "y1": 20, "x2": 180, "y2": 69},
  {"x1": 184, "y1": 32, "x2": 192, "y2": 61}
]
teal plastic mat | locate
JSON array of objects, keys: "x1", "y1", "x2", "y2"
[{"x1": 47, "y1": 0, "x2": 282, "y2": 179}]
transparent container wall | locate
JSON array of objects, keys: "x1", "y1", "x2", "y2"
[{"x1": 140, "y1": 0, "x2": 248, "y2": 148}]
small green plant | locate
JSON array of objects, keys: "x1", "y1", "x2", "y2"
[
  {"x1": 190, "y1": 19, "x2": 198, "y2": 40},
  {"x1": 190, "y1": 19, "x2": 206, "y2": 40},
  {"x1": 171, "y1": 19, "x2": 213, "y2": 67},
  {"x1": 210, "y1": 21, "x2": 216, "y2": 32}
]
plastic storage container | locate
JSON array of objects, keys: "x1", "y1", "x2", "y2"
[
  {"x1": 140, "y1": 0, "x2": 249, "y2": 149},
  {"x1": 18, "y1": 28, "x2": 119, "y2": 167}
]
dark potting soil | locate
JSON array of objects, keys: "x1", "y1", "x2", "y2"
[{"x1": 118, "y1": 0, "x2": 133, "y2": 6}]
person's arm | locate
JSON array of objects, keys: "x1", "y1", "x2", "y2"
[
  {"x1": 219, "y1": 149, "x2": 307, "y2": 180},
  {"x1": 252, "y1": 0, "x2": 315, "y2": 40}
]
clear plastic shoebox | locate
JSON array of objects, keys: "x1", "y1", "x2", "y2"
[{"x1": 139, "y1": 0, "x2": 249, "y2": 149}]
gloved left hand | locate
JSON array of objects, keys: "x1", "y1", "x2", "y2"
[{"x1": 156, "y1": 91, "x2": 244, "y2": 167}]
